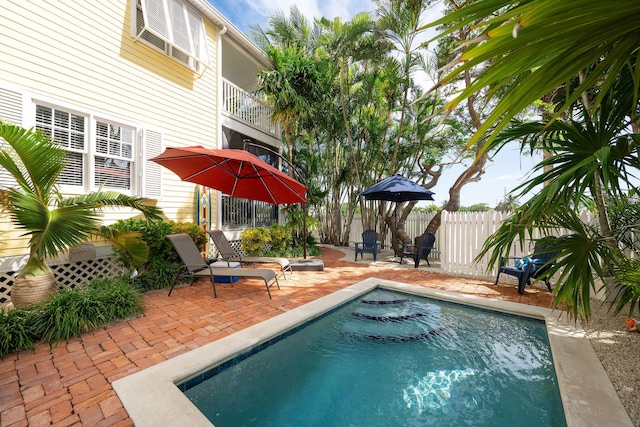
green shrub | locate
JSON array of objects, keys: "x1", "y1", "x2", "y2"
[
  {"x1": 0, "y1": 308, "x2": 37, "y2": 358},
  {"x1": 132, "y1": 258, "x2": 181, "y2": 292},
  {"x1": 269, "y1": 224, "x2": 291, "y2": 252},
  {"x1": 111, "y1": 219, "x2": 206, "y2": 264},
  {"x1": 171, "y1": 222, "x2": 207, "y2": 249},
  {"x1": 111, "y1": 219, "x2": 174, "y2": 264},
  {"x1": 241, "y1": 227, "x2": 271, "y2": 256},
  {"x1": 31, "y1": 277, "x2": 142, "y2": 344}
]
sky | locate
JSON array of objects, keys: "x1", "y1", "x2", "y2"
[{"x1": 207, "y1": 0, "x2": 540, "y2": 208}]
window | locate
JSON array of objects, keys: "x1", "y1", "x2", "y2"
[
  {"x1": 33, "y1": 103, "x2": 161, "y2": 197},
  {"x1": 0, "y1": 89, "x2": 161, "y2": 197},
  {"x1": 95, "y1": 122, "x2": 133, "y2": 190},
  {"x1": 134, "y1": 0, "x2": 210, "y2": 73},
  {"x1": 35, "y1": 105, "x2": 86, "y2": 187}
]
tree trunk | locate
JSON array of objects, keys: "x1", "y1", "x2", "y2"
[{"x1": 425, "y1": 151, "x2": 489, "y2": 235}]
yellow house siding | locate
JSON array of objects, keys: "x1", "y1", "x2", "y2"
[{"x1": 0, "y1": 0, "x2": 223, "y2": 257}]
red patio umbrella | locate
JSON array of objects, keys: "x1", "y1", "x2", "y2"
[{"x1": 149, "y1": 146, "x2": 307, "y2": 204}]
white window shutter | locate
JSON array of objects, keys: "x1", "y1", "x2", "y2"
[
  {"x1": 142, "y1": 128, "x2": 162, "y2": 198},
  {"x1": 0, "y1": 88, "x2": 23, "y2": 125},
  {"x1": 0, "y1": 87, "x2": 23, "y2": 189},
  {"x1": 137, "y1": 0, "x2": 210, "y2": 72},
  {"x1": 186, "y1": 4, "x2": 209, "y2": 65},
  {"x1": 169, "y1": 0, "x2": 191, "y2": 53},
  {"x1": 142, "y1": 0, "x2": 170, "y2": 41}
]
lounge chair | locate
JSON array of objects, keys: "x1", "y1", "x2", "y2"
[
  {"x1": 208, "y1": 230, "x2": 292, "y2": 279},
  {"x1": 400, "y1": 232, "x2": 436, "y2": 268},
  {"x1": 354, "y1": 229, "x2": 380, "y2": 262},
  {"x1": 166, "y1": 233, "x2": 280, "y2": 299},
  {"x1": 494, "y1": 237, "x2": 559, "y2": 294}
]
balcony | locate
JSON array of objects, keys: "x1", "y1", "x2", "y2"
[
  {"x1": 221, "y1": 195, "x2": 279, "y2": 230},
  {"x1": 222, "y1": 78, "x2": 279, "y2": 137}
]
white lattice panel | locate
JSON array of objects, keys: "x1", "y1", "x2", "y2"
[
  {"x1": 208, "y1": 239, "x2": 246, "y2": 260},
  {"x1": 0, "y1": 257, "x2": 125, "y2": 304}
]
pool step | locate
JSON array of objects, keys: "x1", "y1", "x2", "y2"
[{"x1": 342, "y1": 296, "x2": 446, "y2": 343}]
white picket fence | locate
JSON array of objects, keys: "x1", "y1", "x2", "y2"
[
  {"x1": 441, "y1": 211, "x2": 510, "y2": 278},
  {"x1": 349, "y1": 210, "x2": 595, "y2": 280}
]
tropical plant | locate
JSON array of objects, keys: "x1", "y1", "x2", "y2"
[
  {"x1": 417, "y1": 0, "x2": 640, "y2": 319},
  {"x1": 240, "y1": 228, "x2": 271, "y2": 256},
  {"x1": 268, "y1": 223, "x2": 291, "y2": 252},
  {"x1": 29, "y1": 277, "x2": 142, "y2": 345},
  {"x1": 421, "y1": 0, "x2": 640, "y2": 149},
  {"x1": 0, "y1": 121, "x2": 162, "y2": 307},
  {"x1": 111, "y1": 219, "x2": 206, "y2": 266},
  {"x1": 0, "y1": 307, "x2": 38, "y2": 358},
  {"x1": 131, "y1": 258, "x2": 180, "y2": 292},
  {"x1": 257, "y1": 43, "x2": 325, "y2": 166},
  {"x1": 495, "y1": 194, "x2": 520, "y2": 212},
  {"x1": 110, "y1": 219, "x2": 174, "y2": 266},
  {"x1": 477, "y1": 87, "x2": 640, "y2": 318}
]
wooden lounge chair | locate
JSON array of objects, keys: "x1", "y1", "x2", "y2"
[
  {"x1": 208, "y1": 230, "x2": 292, "y2": 279},
  {"x1": 354, "y1": 229, "x2": 380, "y2": 262},
  {"x1": 400, "y1": 232, "x2": 436, "y2": 268},
  {"x1": 494, "y1": 237, "x2": 559, "y2": 294},
  {"x1": 166, "y1": 233, "x2": 280, "y2": 299}
]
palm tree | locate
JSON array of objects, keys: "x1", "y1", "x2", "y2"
[
  {"x1": 375, "y1": 0, "x2": 426, "y2": 170},
  {"x1": 0, "y1": 121, "x2": 162, "y2": 307},
  {"x1": 257, "y1": 44, "x2": 324, "y2": 167},
  {"x1": 496, "y1": 194, "x2": 519, "y2": 212}
]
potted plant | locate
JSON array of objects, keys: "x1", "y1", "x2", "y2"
[{"x1": 0, "y1": 121, "x2": 162, "y2": 308}]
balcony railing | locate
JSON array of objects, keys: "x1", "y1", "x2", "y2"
[
  {"x1": 221, "y1": 195, "x2": 279, "y2": 229},
  {"x1": 222, "y1": 79, "x2": 279, "y2": 137}
]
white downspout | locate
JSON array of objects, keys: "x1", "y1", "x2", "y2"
[
  {"x1": 217, "y1": 24, "x2": 227, "y2": 149},
  {"x1": 216, "y1": 25, "x2": 227, "y2": 231}
]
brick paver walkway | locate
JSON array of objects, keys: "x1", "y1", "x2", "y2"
[{"x1": 0, "y1": 247, "x2": 556, "y2": 426}]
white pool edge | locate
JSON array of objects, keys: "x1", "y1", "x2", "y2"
[{"x1": 112, "y1": 278, "x2": 633, "y2": 426}]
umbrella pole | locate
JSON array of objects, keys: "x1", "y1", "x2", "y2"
[{"x1": 303, "y1": 203, "x2": 308, "y2": 259}]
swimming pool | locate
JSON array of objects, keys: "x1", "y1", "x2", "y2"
[
  {"x1": 112, "y1": 278, "x2": 633, "y2": 426},
  {"x1": 182, "y1": 289, "x2": 565, "y2": 426}
]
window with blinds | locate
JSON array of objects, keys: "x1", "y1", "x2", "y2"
[
  {"x1": 0, "y1": 89, "x2": 161, "y2": 198},
  {"x1": 134, "y1": 0, "x2": 210, "y2": 74},
  {"x1": 35, "y1": 105, "x2": 86, "y2": 187},
  {"x1": 34, "y1": 105, "x2": 143, "y2": 194},
  {"x1": 95, "y1": 122, "x2": 133, "y2": 190}
]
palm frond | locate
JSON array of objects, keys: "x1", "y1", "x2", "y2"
[
  {"x1": 420, "y1": 0, "x2": 640, "y2": 148},
  {"x1": 97, "y1": 227, "x2": 149, "y2": 270},
  {"x1": 0, "y1": 121, "x2": 66, "y2": 203}
]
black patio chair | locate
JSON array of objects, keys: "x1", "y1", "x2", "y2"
[
  {"x1": 354, "y1": 229, "x2": 380, "y2": 262},
  {"x1": 400, "y1": 232, "x2": 436, "y2": 268},
  {"x1": 494, "y1": 237, "x2": 560, "y2": 294}
]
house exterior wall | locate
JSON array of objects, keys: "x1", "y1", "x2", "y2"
[{"x1": 0, "y1": 0, "x2": 230, "y2": 258}]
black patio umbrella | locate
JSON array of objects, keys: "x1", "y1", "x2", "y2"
[
  {"x1": 360, "y1": 174, "x2": 435, "y2": 203},
  {"x1": 360, "y1": 174, "x2": 435, "y2": 256}
]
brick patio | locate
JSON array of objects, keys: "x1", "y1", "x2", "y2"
[{"x1": 0, "y1": 247, "x2": 556, "y2": 427}]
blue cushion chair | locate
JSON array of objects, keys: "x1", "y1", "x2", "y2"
[
  {"x1": 354, "y1": 229, "x2": 380, "y2": 262},
  {"x1": 494, "y1": 237, "x2": 559, "y2": 294}
]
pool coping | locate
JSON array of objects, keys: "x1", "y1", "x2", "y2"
[{"x1": 112, "y1": 278, "x2": 633, "y2": 427}]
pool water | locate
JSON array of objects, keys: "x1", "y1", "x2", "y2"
[{"x1": 183, "y1": 289, "x2": 566, "y2": 426}]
